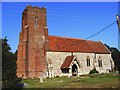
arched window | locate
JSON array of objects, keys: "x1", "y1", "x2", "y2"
[
  {"x1": 86, "y1": 56, "x2": 90, "y2": 66},
  {"x1": 98, "y1": 57, "x2": 102, "y2": 67}
]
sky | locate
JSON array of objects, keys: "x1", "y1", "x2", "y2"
[{"x1": 2, "y1": 2, "x2": 119, "y2": 52}]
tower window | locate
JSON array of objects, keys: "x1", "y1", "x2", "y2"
[
  {"x1": 98, "y1": 57, "x2": 102, "y2": 67},
  {"x1": 34, "y1": 17, "x2": 37, "y2": 27},
  {"x1": 86, "y1": 56, "x2": 90, "y2": 66}
]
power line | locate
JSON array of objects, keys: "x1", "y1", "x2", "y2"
[
  {"x1": 2, "y1": 5, "x2": 116, "y2": 16},
  {"x1": 2, "y1": 5, "x2": 115, "y2": 24},
  {"x1": 2, "y1": 5, "x2": 114, "y2": 20},
  {"x1": 3, "y1": 11, "x2": 113, "y2": 23},
  {"x1": 7, "y1": 11, "x2": 113, "y2": 21},
  {"x1": 85, "y1": 21, "x2": 117, "y2": 40},
  {"x1": 59, "y1": 21, "x2": 117, "y2": 49}
]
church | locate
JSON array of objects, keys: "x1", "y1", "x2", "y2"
[{"x1": 16, "y1": 5, "x2": 114, "y2": 78}]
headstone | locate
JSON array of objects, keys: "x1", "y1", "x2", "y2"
[
  {"x1": 23, "y1": 83, "x2": 29, "y2": 87},
  {"x1": 40, "y1": 72, "x2": 44, "y2": 83},
  {"x1": 40, "y1": 77, "x2": 43, "y2": 83}
]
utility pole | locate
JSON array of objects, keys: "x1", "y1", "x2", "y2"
[
  {"x1": 116, "y1": 15, "x2": 120, "y2": 30},
  {"x1": 116, "y1": 15, "x2": 120, "y2": 51}
]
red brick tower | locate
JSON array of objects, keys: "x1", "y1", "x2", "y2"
[{"x1": 17, "y1": 5, "x2": 48, "y2": 78}]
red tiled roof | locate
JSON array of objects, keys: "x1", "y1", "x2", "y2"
[
  {"x1": 86, "y1": 40, "x2": 111, "y2": 54},
  {"x1": 48, "y1": 35, "x2": 110, "y2": 54},
  {"x1": 61, "y1": 55, "x2": 74, "y2": 69}
]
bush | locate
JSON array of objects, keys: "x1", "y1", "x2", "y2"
[{"x1": 89, "y1": 68, "x2": 99, "y2": 75}]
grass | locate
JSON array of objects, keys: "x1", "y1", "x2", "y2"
[{"x1": 21, "y1": 72, "x2": 119, "y2": 88}]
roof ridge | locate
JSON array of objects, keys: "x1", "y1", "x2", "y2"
[
  {"x1": 49, "y1": 35, "x2": 83, "y2": 40},
  {"x1": 49, "y1": 35, "x2": 101, "y2": 43},
  {"x1": 86, "y1": 39, "x2": 100, "y2": 43}
]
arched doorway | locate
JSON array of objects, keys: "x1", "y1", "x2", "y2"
[{"x1": 72, "y1": 64, "x2": 78, "y2": 76}]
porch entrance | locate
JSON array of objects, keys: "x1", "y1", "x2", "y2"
[{"x1": 72, "y1": 64, "x2": 78, "y2": 76}]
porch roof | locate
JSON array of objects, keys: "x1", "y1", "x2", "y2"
[{"x1": 61, "y1": 55, "x2": 74, "y2": 69}]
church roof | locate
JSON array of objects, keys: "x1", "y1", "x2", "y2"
[
  {"x1": 48, "y1": 35, "x2": 111, "y2": 54},
  {"x1": 86, "y1": 40, "x2": 110, "y2": 54},
  {"x1": 61, "y1": 55, "x2": 74, "y2": 69}
]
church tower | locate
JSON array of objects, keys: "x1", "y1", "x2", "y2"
[{"x1": 17, "y1": 5, "x2": 48, "y2": 78}]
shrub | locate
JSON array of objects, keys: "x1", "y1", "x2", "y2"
[{"x1": 89, "y1": 68, "x2": 99, "y2": 75}]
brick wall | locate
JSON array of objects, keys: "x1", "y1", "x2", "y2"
[{"x1": 17, "y1": 5, "x2": 47, "y2": 78}]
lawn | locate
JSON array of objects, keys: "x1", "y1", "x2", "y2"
[{"x1": 21, "y1": 72, "x2": 119, "y2": 88}]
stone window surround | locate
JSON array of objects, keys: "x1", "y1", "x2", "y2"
[
  {"x1": 98, "y1": 56, "x2": 102, "y2": 67},
  {"x1": 86, "y1": 56, "x2": 90, "y2": 67}
]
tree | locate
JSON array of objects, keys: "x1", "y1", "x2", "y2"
[
  {"x1": 104, "y1": 44, "x2": 120, "y2": 72},
  {"x1": 2, "y1": 37, "x2": 21, "y2": 89}
]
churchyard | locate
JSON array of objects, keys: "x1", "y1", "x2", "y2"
[{"x1": 21, "y1": 72, "x2": 119, "y2": 88}]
